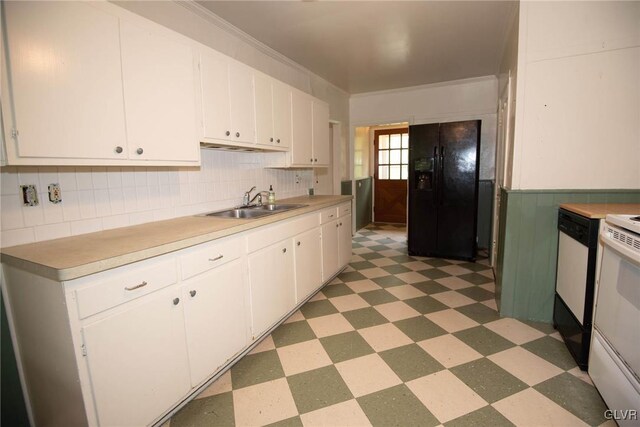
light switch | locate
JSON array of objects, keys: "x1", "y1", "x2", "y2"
[{"x1": 20, "y1": 185, "x2": 39, "y2": 206}]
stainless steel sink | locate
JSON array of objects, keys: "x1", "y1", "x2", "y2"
[{"x1": 201, "y1": 203, "x2": 307, "y2": 219}]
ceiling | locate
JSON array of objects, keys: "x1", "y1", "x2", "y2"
[{"x1": 196, "y1": 1, "x2": 517, "y2": 94}]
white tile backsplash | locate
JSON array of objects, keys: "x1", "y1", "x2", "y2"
[{"x1": 0, "y1": 149, "x2": 313, "y2": 248}]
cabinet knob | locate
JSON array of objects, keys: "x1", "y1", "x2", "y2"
[
  {"x1": 282, "y1": 248, "x2": 287, "y2": 253},
  {"x1": 115, "y1": 146, "x2": 123, "y2": 154},
  {"x1": 277, "y1": 139, "x2": 281, "y2": 143},
  {"x1": 173, "y1": 297, "x2": 180, "y2": 305},
  {"x1": 136, "y1": 148, "x2": 144, "y2": 155},
  {"x1": 226, "y1": 131, "x2": 231, "y2": 136},
  {"x1": 310, "y1": 158, "x2": 313, "y2": 162},
  {"x1": 336, "y1": 223, "x2": 339, "y2": 228},
  {"x1": 189, "y1": 290, "x2": 196, "y2": 297},
  {"x1": 297, "y1": 241, "x2": 301, "y2": 246},
  {"x1": 270, "y1": 137, "x2": 274, "y2": 142},
  {"x1": 315, "y1": 158, "x2": 318, "y2": 162},
  {"x1": 236, "y1": 132, "x2": 240, "y2": 138},
  {"x1": 340, "y1": 222, "x2": 343, "y2": 226}
]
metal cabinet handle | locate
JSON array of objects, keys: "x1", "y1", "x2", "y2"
[
  {"x1": 125, "y1": 281, "x2": 147, "y2": 291},
  {"x1": 277, "y1": 139, "x2": 280, "y2": 143},
  {"x1": 173, "y1": 297, "x2": 180, "y2": 305},
  {"x1": 189, "y1": 290, "x2": 196, "y2": 297},
  {"x1": 329, "y1": 214, "x2": 334, "y2": 218},
  {"x1": 236, "y1": 132, "x2": 240, "y2": 138},
  {"x1": 226, "y1": 131, "x2": 231, "y2": 136},
  {"x1": 282, "y1": 248, "x2": 287, "y2": 253},
  {"x1": 115, "y1": 146, "x2": 123, "y2": 154},
  {"x1": 209, "y1": 254, "x2": 224, "y2": 261},
  {"x1": 297, "y1": 241, "x2": 301, "y2": 246},
  {"x1": 270, "y1": 138, "x2": 274, "y2": 142},
  {"x1": 136, "y1": 148, "x2": 143, "y2": 155},
  {"x1": 314, "y1": 158, "x2": 318, "y2": 162}
]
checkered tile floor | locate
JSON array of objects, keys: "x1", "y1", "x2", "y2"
[{"x1": 169, "y1": 224, "x2": 610, "y2": 427}]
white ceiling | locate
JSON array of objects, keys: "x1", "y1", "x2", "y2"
[{"x1": 196, "y1": 1, "x2": 517, "y2": 94}]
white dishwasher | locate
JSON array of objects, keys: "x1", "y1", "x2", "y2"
[{"x1": 589, "y1": 214, "x2": 640, "y2": 425}]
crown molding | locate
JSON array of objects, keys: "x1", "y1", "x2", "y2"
[{"x1": 350, "y1": 75, "x2": 498, "y2": 99}]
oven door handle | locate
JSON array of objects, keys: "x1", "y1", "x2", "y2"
[{"x1": 600, "y1": 232, "x2": 639, "y2": 265}]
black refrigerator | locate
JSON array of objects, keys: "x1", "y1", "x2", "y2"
[{"x1": 408, "y1": 120, "x2": 480, "y2": 260}]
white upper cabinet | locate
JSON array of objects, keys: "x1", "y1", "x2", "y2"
[
  {"x1": 272, "y1": 80, "x2": 292, "y2": 149},
  {"x1": 1, "y1": 2, "x2": 200, "y2": 166},
  {"x1": 254, "y1": 72, "x2": 291, "y2": 149},
  {"x1": 2, "y1": 2, "x2": 127, "y2": 161},
  {"x1": 200, "y1": 51, "x2": 256, "y2": 145},
  {"x1": 120, "y1": 20, "x2": 199, "y2": 162},
  {"x1": 312, "y1": 100, "x2": 331, "y2": 166},
  {"x1": 254, "y1": 72, "x2": 275, "y2": 147},
  {"x1": 291, "y1": 89, "x2": 314, "y2": 165}
]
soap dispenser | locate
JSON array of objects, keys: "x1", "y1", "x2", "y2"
[{"x1": 268, "y1": 185, "x2": 276, "y2": 204}]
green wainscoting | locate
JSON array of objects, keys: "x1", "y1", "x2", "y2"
[
  {"x1": 355, "y1": 177, "x2": 373, "y2": 231},
  {"x1": 496, "y1": 189, "x2": 640, "y2": 323}
]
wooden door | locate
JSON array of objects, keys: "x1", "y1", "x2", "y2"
[{"x1": 374, "y1": 129, "x2": 409, "y2": 223}]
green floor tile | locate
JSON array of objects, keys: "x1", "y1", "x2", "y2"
[
  {"x1": 390, "y1": 255, "x2": 417, "y2": 263},
  {"x1": 394, "y1": 316, "x2": 447, "y2": 342},
  {"x1": 322, "y1": 283, "x2": 355, "y2": 298},
  {"x1": 423, "y1": 259, "x2": 452, "y2": 268},
  {"x1": 353, "y1": 237, "x2": 370, "y2": 242},
  {"x1": 231, "y1": 350, "x2": 285, "y2": 389},
  {"x1": 534, "y1": 373, "x2": 608, "y2": 426},
  {"x1": 369, "y1": 245, "x2": 391, "y2": 251},
  {"x1": 456, "y1": 286, "x2": 494, "y2": 302},
  {"x1": 171, "y1": 392, "x2": 235, "y2": 427},
  {"x1": 412, "y1": 281, "x2": 450, "y2": 295},
  {"x1": 455, "y1": 303, "x2": 500, "y2": 324},
  {"x1": 271, "y1": 321, "x2": 317, "y2": 347},
  {"x1": 382, "y1": 264, "x2": 412, "y2": 274},
  {"x1": 521, "y1": 336, "x2": 578, "y2": 371},
  {"x1": 352, "y1": 243, "x2": 363, "y2": 249},
  {"x1": 360, "y1": 231, "x2": 376, "y2": 236},
  {"x1": 287, "y1": 365, "x2": 353, "y2": 414},
  {"x1": 265, "y1": 416, "x2": 304, "y2": 427},
  {"x1": 360, "y1": 252, "x2": 385, "y2": 260},
  {"x1": 404, "y1": 296, "x2": 449, "y2": 314},
  {"x1": 418, "y1": 269, "x2": 451, "y2": 280},
  {"x1": 375, "y1": 238, "x2": 397, "y2": 245},
  {"x1": 458, "y1": 262, "x2": 489, "y2": 272},
  {"x1": 319, "y1": 331, "x2": 375, "y2": 363},
  {"x1": 450, "y1": 358, "x2": 527, "y2": 403},
  {"x1": 379, "y1": 344, "x2": 444, "y2": 381},
  {"x1": 524, "y1": 320, "x2": 556, "y2": 335},
  {"x1": 357, "y1": 384, "x2": 439, "y2": 427},
  {"x1": 350, "y1": 260, "x2": 378, "y2": 271},
  {"x1": 457, "y1": 273, "x2": 492, "y2": 285},
  {"x1": 343, "y1": 307, "x2": 389, "y2": 329},
  {"x1": 453, "y1": 326, "x2": 515, "y2": 356},
  {"x1": 444, "y1": 405, "x2": 514, "y2": 427},
  {"x1": 359, "y1": 289, "x2": 399, "y2": 306},
  {"x1": 372, "y1": 275, "x2": 406, "y2": 288},
  {"x1": 300, "y1": 300, "x2": 339, "y2": 319},
  {"x1": 338, "y1": 271, "x2": 367, "y2": 283}
]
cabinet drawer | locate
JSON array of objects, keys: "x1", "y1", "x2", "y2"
[
  {"x1": 180, "y1": 237, "x2": 243, "y2": 280},
  {"x1": 75, "y1": 259, "x2": 177, "y2": 319},
  {"x1": 320, "y1": 207, "x2": 339, "y2": 224},
  {"x1": 338, "y1": 202, "x2": 352, "y2": 217},
  {"x1": 247, "y1": 213, "x2": 319, "y2": 253}
]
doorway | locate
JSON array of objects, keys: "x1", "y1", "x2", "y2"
[{"x1": 373, "y1": 128, "x2": 409, "y2": 224}]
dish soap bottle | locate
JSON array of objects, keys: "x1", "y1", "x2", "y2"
[{"x1": 268, "y1": 185, "x2": 276, "y2": 204}]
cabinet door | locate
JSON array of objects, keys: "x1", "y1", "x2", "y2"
[
  {"x1": 339, "y1": 214, "x2": 353, "y2": 268},
  {"x1": 3, "y1": 1, "x2": 127, "y2": 160},
  {"x1": 294, "y1": 228, "x2": 323, "y2": 303},
  {"x1": 183, "y1": 259, "x2": 248, "y2": 387},
  {"x1": 321, "y1": 220, "x2": 340, "y2": 281},
  {"x1": 254, "y1": 73, "x2": 274, "y2": 146},
  {"x1": 229, "y1": 62, "x2": 256, "y2": 144},
  {"x1": 120, "y1": 21, "x2": 199, "y2": 162},
  {"x1": 248, "y1": 240, "x2": 295, "y2": 337},
  {"x1": 82, "y1": 287, "x2": 190, "y2": 427},
  {"x1": 312, "y1": 100, "x2": 331, "y2": 166},
  {"x1": 272, "y1": 81, "x2": 292, "y2": 148},
  {"x1": 200, "y1": 50, "x2": 232, "y2": 141},
  {"x1": 291, "y1": 90, "x2": 313, "y2": 165}
]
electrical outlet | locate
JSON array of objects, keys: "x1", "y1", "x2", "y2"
[
  {"x1": 308, "y1": 188, "x2": 314, "y2": 196},
  {"x1": 20, "y1": 185, "x2": 39, "y2": 206},
  {"x1": 48, "y1": 183, "x2": 62, "y2": 204}
]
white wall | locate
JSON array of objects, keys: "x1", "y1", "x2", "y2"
[
  {"x1": 0, "y1": 150, "x2": 312, "y2": 248},
  {"x1": 511, "y1": 1, "x2": 640, "y2": 190},
  {"x1": 350, "y1": 76, "x2": 498, "y2": 180}
]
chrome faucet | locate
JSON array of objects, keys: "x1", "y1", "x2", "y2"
[
  {"x1": 248, "y1": 191, "x2": 270, "y2": 206},
  {"x1": 242, "y1": 186, "x2": 256, "y2": 207}
]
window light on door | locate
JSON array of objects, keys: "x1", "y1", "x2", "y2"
[{"x1": 378, "y1": 133, "x2": 409, "y2": 180}]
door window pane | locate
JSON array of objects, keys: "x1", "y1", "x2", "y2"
[
  {"x1": 390, "y1": 149, "x2": 401, "y2": 164},
  {"x1": 401, "y1": 133, "x2": 409, "y2": 148},
  {"x1": 401, "y1": 165, "x2": 408, "y2": 179},
  {"x1": 401, "y1": 149, "x2": 408, "y2": 164},
  {"x1": 390, "y1": 134, "x2": 402, "y2": 149},
  {"x1": 378, "y1": 150, "x2": 389, "y2": 165},
  {"x1": 379, "y1": 135, "x2": 389, "y2": 149},
  {"x1": 378, "y1": 166, "x2": 389, "y2": 179},
  {"x1": 389, "y1": 165, "x2": 401, "y2": 180}
]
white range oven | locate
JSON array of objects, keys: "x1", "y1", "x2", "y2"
[{"x1": 589, "y1": 214, "x2": 640, "y2": 425}]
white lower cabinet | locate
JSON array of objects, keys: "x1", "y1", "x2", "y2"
[
  {"x1": 294, "y1": 228, "x2": 323, "y2": 303},
  {"x1": 248, "y1": 239, "x2": 295, "y2": 337},
  {"x1": 321, "y1": 219, "x2": 340, "y2": 281},
  {"x1": 82, "y1": 287, "x2": 191, "y2": 427},
  {"x1": 339, "y1": 213, "x2": 353, "y2": 267},
  {"x1": 182, "y1": 259, "x2": 249, "y2": 387}
]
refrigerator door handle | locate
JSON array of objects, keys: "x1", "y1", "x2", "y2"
[
  {"x1": 439, "y1": 146, "x2": 445, "y2": 205},
  {"x1": 433, "y1": 146, "x2": 439, "y2": 203}
]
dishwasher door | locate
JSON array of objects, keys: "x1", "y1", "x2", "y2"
[{"x1": 556, "y1": 231, "x2": 589, "y2": 324}]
